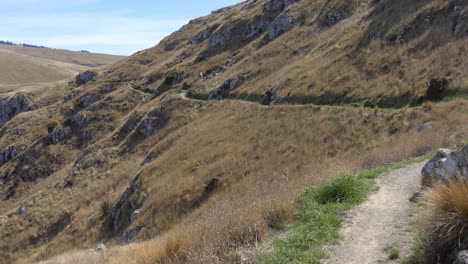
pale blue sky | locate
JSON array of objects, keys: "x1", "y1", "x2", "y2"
[{"x1": 0, "y1": 0, "x2": 241, "y2": 55}]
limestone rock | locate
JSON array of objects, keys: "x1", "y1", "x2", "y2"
[
  {"x1": 323, "y1": 9, "x2": 347, "y2": 26},
  {"x1": 49, "y1": 127, "x2": 72, "y2": 144},
  {"x1": 417, "y1": 121, "x2": 433, "y2": 133},
  {"x1": 191, "y1": 29, "x2": 212, "y2": 45},
  {"x1": 108, "y1": 176, "x2": 147, "y2": 235},
  {"x1": 208, "y1": 79, "x2": 238, "y2": 100},
  {"x1": 95, "y1": 243, "x2": 106, "y2": 252},
  {"x1": 264, "y1": 0, "x2": 300, "y2": 13},
  {"x1": 454, "y1": 250, "x2": 468, "y2": 264},
  {"x1": 209, "y1": 26, "x2": 233, "y2": 49},
  {"x1": 244, "y1": 17, "x2": 270, "y2": 40},
  {"x1": 0, "y1": 94, "x2": 35, "y2": 127},
  {"x1": 75, "y1": 71, "x2": 96, "y2": 86},
  {"x1": 77, "y1": 94, "x2": 100, "y2": 108},
  {"x1": 0, "y1": 146, "x2": 21, "y2": 165},
  {"x1": 266, "y1": 13, "x2": 295, "y2": 41},
  {"x1": 421, "y1": 146, "x2": 468, "y2": 186}
]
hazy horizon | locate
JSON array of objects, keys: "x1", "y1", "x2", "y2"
[{"x1": 0, "y1": 0, "x2": 241, "y2": 56}]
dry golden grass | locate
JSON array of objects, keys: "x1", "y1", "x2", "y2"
[
  {"x1": 0, "y1": 0, "x2": 467, "y2": 263},
  {"x1": 422, "y1": 179, "x2": 468, "y2": 259}
]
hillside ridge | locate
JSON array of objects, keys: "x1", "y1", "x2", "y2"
[{"x1": 0, "y1": 0, "x2": 466, "y2": 263}]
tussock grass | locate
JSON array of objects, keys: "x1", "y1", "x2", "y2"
[{"x1": 422, "y1": 179, "x2": 468, "y2": 260}]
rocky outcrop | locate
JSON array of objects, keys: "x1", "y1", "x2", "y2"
[
  {"x1": 0, "y1": 146, "x2": 22, "y2": 165},
  {"x1": 421, "y1": 146, "x2": 468, "y2": 186},
  {"x1": 0, "y1": 95, "x2": 35, "y2": 127},
  {"x1": 455, "y1": 250, "x2": 468, "y2": 264},
  {"x1": 244, "y1": 17, "x2": 271, "y2": 40},
  {"x1": 266, "y1": 13, "x2": 295, "y2": 41},
  {"x1": 208, "y1": 79, "x2": 238, "y2": 100},
  {"x1": 49, "y1": 127, "x2": 72, "y2": 144},
  {"x1": 108, "y1": 176, "x2": 147, "y2": 235},
  {"x1": 264, "y1": 0, "x2": 300, "y2": 13},
  {"x1": 323, "y1": 9, "x2": 347, "y2": 26},
  {"x1": 208, "y1": 26, "x2": 234, "y2": 49},
  {"x1": 75, "y1": 71, "x2": 96, "y2": 86},
  {"x1": 76, "y1": 94, "x2": 101, "y2": 108},
  {"x1": 191, "y1": 28, "x2": 213, "y2": 45}
]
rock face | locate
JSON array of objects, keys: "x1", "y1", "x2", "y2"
[
  {"x1": 0, "y1": 146, "x2": 21, "y2": 165},
  {"x1": 264, "y1": 0, "x2": 300, "y2": 13},
  {"x1": 209, "y1": 26, "x2": 234, "y2": 49},
  {"x1": 0, "y1": 95, "x2": 35, "y2": 127},
  {"x1": 421, "y1": 146, "x2": 468, "y2": 186},
  {"x1": 49, "y1": 127, "x2": 72, "y2": 144},
  {"x1": 208, "y1": 79, "x2": 238, "y2": 100},
  {"x1": 75, "y1": 71, "x2": 96, "y2": 86},
  {"x1": 266, "y1": 13, "x2": 295, "y2": 41},
  {"x1": 108, "y1": 176, "x2": 147, "y2": 235}
]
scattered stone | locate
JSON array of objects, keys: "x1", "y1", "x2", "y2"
[
  {"x1": 417, "y1": 121, "x2": 433, "y2": 133},
  {"x1": 95, "y1": 243, "x2": 106, "y2": 252},
  {"x1": 18, "y1": 205, "x2": 27, "y2": 215},
  {"x1": 421, "y1": 146, "x2": 468, "y2": 186},
  {"x1": 130, "y1": 209, "x2": 141, "y2": 223}
]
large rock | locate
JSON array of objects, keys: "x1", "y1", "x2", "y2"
[
  {"x1": 454, "y1": 250, "x2": 468, "y2": 264},
  {"x1": 0, "y1": 95, "x2": 35, "y2": 127},
  {"x1": 75, "y1": 71, "x2": 96, "y2": 86},
  {"x1": 421, "y1": 146, "x2": 468, "y2": 186}
]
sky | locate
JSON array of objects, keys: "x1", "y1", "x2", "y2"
[{"x1": 0, "y1": 0, "x2": 241, "y2": 55}]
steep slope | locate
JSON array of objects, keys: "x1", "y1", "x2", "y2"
[{"x1": 0, "y1": 0, "x2": 467, "y2": 263}]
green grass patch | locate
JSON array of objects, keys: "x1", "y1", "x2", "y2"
[{"x1": 259, "y1": 154, "x2": 432, "y2": 264}]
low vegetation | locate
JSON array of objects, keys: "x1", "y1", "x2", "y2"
[{"x1": 259, "y1": 154, "x2": 431, "y2": 263}]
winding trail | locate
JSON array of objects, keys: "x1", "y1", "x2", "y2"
[{"x1": 327, "y1": 162, "x2": 426, "y2": 264}]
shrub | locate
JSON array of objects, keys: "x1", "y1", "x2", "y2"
[
  {"x1": 46, "y1": 121, "x2": 59, "y2": 133},
  {"x1": 423, "y1": 179, "x2": 468, "y2": 260},
  {"x1": 264, "y1": 203, "x2": 293, "y2": 230},
  {"x1": 100, "y1": 200, "x2": 113, "y2": 217},
  {"x1": 425, "y1": 78, "x2": 448, "y2": 101},
  {"x1": 313, "y1": 175, "x2": 369, "y2": 204}
]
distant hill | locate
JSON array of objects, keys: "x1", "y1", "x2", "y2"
[{"x1": 0, "y1": 44, "x2": 124, "y2": 86}]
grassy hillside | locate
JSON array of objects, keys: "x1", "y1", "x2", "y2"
[
  {"x1": 0, "y1": 0, "x2": 466, "y2": 263},
  {"x1": 0, "y1": 45, "x2": 124, "y2": 87}
]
